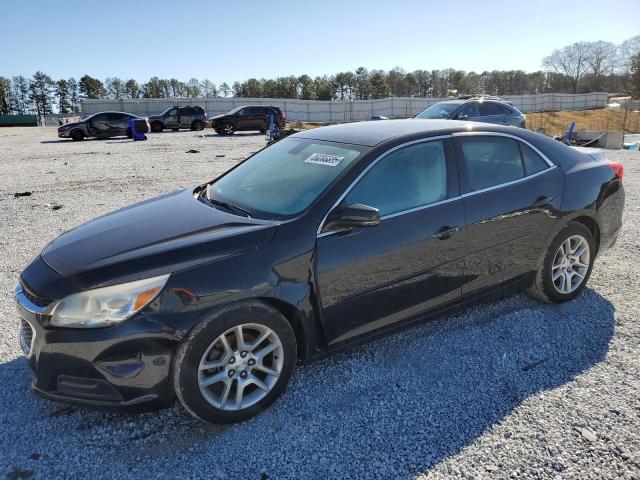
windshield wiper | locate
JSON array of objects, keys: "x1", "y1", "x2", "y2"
[{"x1": 202, "y1": 187, "x2": 252, "y2": 218}]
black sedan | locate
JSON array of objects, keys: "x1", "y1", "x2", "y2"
[
  {"x1": 17, "y1": 120, "x2": 624, "y2": 423},
  {"x1": 58, "y1": 112, "x2": 150, "y2": 141}
]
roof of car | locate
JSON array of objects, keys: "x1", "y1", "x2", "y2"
[{"x1": 292, "y1": 119, "x2": 516, "y2": 147}]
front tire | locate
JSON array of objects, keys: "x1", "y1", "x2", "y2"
[
  {"x1": 528, "y1": 221, "x2": 595, "y2": 303},
  {"x1": 221, "y1": 123, "x2": 235, "y2": 135},
  {"x1": 174, "y1": 301, "x2": 296, "y2": 424},
  {"x1": 70, "y1": 129, "x2": 84, "y2": 141}
]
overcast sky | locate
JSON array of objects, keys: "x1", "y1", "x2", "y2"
[{"x1": 1, "y1": 0, "x2": 638, "y2": 83}]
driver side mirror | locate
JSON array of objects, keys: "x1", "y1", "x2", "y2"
[{"x1": 322, "y1": 203, "x2": 380, "y2": 233}]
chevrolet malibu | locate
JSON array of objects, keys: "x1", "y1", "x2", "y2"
[{"x1": 16, "y1": 120, "x2": 624, "y2": 423}]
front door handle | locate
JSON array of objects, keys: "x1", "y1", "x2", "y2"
[
  {"x1": 433, "y1": 225, "x2": 461, "y2": 240},
  {"x1": 532, "y1": 195, "x2": 553, "y2": 208}
]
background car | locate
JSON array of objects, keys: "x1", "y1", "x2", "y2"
[
  {"x1": 211, "y1": 105, "x2": 286, "y2": 135},
  {"x1": 148, "y1": 106, "x2": 207, "y2": 132},
  {"x1": 415, "y1": 96, "x2": 526, "y2": 128},
  {"x1": 57, "y1": 112, "x2": 150, "y2": 141}
]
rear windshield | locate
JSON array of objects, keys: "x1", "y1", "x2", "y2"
[
  {"x1": 416, "y1": 102, "x2": 461, "y2": 119},
  {"x1": 211, "y1": 137, "x2": 366, "y2": 218}
]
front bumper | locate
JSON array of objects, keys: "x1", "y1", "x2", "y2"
[{"x1": 15, "y1": 285, "x2": 180, "y2": 411}]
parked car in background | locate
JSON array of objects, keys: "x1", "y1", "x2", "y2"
[
  {"x1": 415, "y1": 96, "x2": 526, "y2": 128},
  {"x1": 148, "y1": 106, "x2": 207, "y2": 132},
  {"x1": 211, "y1": 105, "x2": 286, "y2": 135},
  {"x1": 18, "y1": 119, "x2": 624, "y2": 423},
  {"x1": 58, "y1": 112, "x2": 150, "y2": 141}
]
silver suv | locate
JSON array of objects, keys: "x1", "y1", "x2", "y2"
[{"x1": 415, "y1": 96, "x2": 526, "y2": 128}]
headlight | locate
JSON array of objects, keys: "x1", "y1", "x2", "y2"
[{"x1": 49, "y1": 274, "x2": 170, "y2": 328}]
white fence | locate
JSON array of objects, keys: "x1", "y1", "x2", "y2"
[{"x1": 81, "y1": 92, "x2": 610, "y2": 123}]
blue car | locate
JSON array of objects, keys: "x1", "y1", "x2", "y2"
[{"x1": 415, "y1": 96, "x2": 526, "y2": 128}]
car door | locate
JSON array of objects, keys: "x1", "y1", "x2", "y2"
[
  {"x1": 164, "y1": 108, "x2": 179, "y2": 129},
  {"x1": 108, "y1": 113, "x2": 129, "y2": 136},
  {"x1": 234, "y1": 107, "x2": 254, "y2": 130},
  {"x1": 88, "y1": 113, "x2": 109, "y2": 136},
  {"x1": 453, "y1": 133, "x2": 564, "y2": 294},
  {"x1": 178, "y1": 107, "x2": 192, "y2": 128},
  {"x1": 315, "y1": 138, "x2": 466, "y2": 345},
  {"x1": 455, "y1": 101, "x2": 480, "y2": 121}
]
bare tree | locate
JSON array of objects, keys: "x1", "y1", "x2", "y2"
[
  {"x1": 585, "y1": 41, "x2": 617, "y2": 91},
  {"x1": 543, "y1": 42, "x2": 590, "y2": 93}
]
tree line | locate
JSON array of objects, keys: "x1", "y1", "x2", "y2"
[{"x1": 1, "y1": 36, "x2": 638, "y2": 120}]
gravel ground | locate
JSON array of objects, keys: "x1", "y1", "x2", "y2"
[{"x1": 0, "y1": 127, "x2": 639, "y2": 480}]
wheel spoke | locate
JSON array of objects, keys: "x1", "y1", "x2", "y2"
[
  {"x1": 254, "y1": 363, "x2": 279, "y2": 377},
  {"x1": 219, "y1": 334, "x2": 232, "y2": 355},
  {"x1": 219, "y1": 379, "x2": 232, "y2": 407},
  {"x1": 235, "y1": 378, "x2": 246, "y2": 409},
  {"x1": 199, "y1": 370, "x2": 227, "y2": 388},
  {"x1": 248, "y1": 373, "x2": 270, "y2": 392},
  {"x1": 249, "y1": 331, "x2": 270, "y2": 351},
  {"x1": 552, "y1": 268, "x2": 563, "y2": 281},
  {"x1": 199, "y1": 358, "x2": 226, "y2": 371},
  {"x1": 235, "y1": 325, "x2": 245, "y2": 351},
  {"x1": 254, "y1": 341, "x2": 280, "y2": 361}
]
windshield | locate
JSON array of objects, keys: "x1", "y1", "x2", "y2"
[
  {"x1": 211, "y1": 137, "x2": 365, "y2": 218},
  {"x1": 415, "y1": 102, "x2": 461, "y2": 119}
]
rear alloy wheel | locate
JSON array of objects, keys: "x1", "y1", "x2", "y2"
[
  {"x1": 221, "y1": 123, "x2": 235, "y2": 135},
  {"x1": 174, "y1": 302, "x2": 296, "y2": 423},
  {"x1": 191, "y1": 121, "x2": 204, "y2": 131},
  {"x1": 151, "y1": 122, "x2": 163, "y2": 133},
  {"x1": 70, "y1": 129, "x2": 84, "y2": 141},
  {"x1": 528, "y1": 222, "x2": 595, "y2": 303}
]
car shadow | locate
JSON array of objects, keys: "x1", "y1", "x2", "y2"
[{"x1": 0, "y1": 288, "x2": 615, "y2": 478}]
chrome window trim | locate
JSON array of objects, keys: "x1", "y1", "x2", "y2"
[
  {"x1": 316, "y1": 131, "x2": 558, "y2": 239},
  {"x1": 316, "y1": 135, "x2": 452, "y2": 237},
  {"x1": 451, "y1": 131, "x2": 556, "y2": 167}
]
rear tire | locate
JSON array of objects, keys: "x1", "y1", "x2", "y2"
[
  {"x1": 191, "y1": 120, "x2": 204, "y2": 131},
  {"x1": 174, "y1": 301, "x2": 296, "y2": 424},
  {"x1": 70, "y1": 129, "x2": 84, "y2": 141},
  {"x1": 527, "y1": 221, "x2": 595, "y2": 303},
  {"x1": 151, "y1": 122, "x2": 163, "y2": 133},
  {"x1": 125, "y1": 127, "x2": 132, "y2": 138}
]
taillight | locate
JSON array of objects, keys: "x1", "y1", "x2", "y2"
[
  {"x1": 279, "y1": 111, "x2": 285, "y2": 118},
  {"x1": 608, "y1": 161, "x2": 624, "y2": 181}
]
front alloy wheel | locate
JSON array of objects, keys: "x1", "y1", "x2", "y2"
[
  {"x1": 198, "y1": 323, "x2": 284, "y2": 411},
  {"x1": 174, "y1": 301, "x2": 296, "y2": 423}
]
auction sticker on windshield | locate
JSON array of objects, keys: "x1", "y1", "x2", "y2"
[{"x1": 304, "y1": 152, "x2": 345, "y2": 167}]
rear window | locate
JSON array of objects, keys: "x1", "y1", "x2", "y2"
[{"x1": 212, "y1": 138, "x2": 366, "y2": 218}]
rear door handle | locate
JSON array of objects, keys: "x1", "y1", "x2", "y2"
[
  {"x1": 433, "y1": 225, "x2": 461, "y2": 240},
  {"x1": 532, "y1": 195, "x2": 553, "y2": 207}
]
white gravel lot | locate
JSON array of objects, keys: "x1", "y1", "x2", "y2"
[{"x1": 0, "y1": 127, "x2": 639, "y2": 480}]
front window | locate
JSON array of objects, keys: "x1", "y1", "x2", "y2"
[
  {"x1": 415, "y1": 102, "x2": 461, "y2": 119},
  {"x1": 345, "y1": 140, "x2": 447, "y2": 216},
  {"x1": 211, "y1": 138, "x2": 365, "y2": 218}
]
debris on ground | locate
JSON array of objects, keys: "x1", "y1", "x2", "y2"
[
  {"x1": 13, "y1": 191, "x2": 32, "y2": 198},
  {"x1": 215, "y1": 154, "x2": 225, "y2": 158},
  {"x1": 579, "y1": 428, "x2": 598, "y2": 442},
  {"x1": 45, "y1": 202, "x2": 63, "y2": 211},
  {"x1": 186, "y1": 149, "x2": 199, "y2": 153}
]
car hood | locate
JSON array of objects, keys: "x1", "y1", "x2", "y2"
[
  {"x1": 38, "y1": 188, "x2": 277, "y2": 291},
  {"x1": 210, "y1": 114, "x2": 227, "y2": 121}
]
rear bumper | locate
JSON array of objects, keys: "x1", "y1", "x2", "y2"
[{"x1": 15, "y1": 285, "x2": 180, "y2": 411}]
